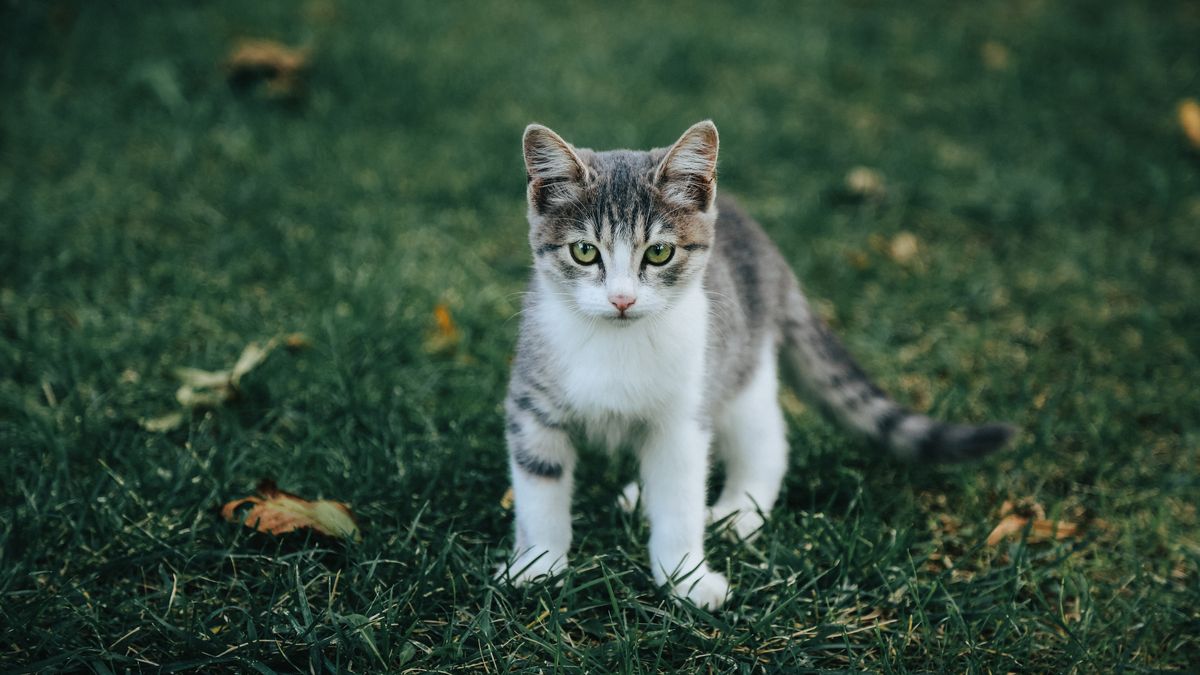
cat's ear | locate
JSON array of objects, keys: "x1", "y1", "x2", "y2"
[
  {"x1": 654, "y1": 120, "x2": 719, "y2": 212},
  {"x1": 523, "y1": 124, "x2": 590, "y2": 214}
]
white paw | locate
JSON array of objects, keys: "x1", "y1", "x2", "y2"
[
  {"x1": 616, "y1": 481, "x2": 641, "y2": 514},
  {"x1": 708, "y1": 503, "x2": 766, "y2": 542},
  {"x1": 671, "y1": 568, "x2": 730, "y2": 610},
  {"x1": 495, "y1": 550, "x2": 566, "y2": 587}
]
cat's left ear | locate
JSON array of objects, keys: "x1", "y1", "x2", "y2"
[{"x1": 654, "y1": 120, "x2": 719, "y2": 212}]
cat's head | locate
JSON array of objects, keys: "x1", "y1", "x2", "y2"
[{"x1": 522, "y1": 121, "x2": 719, "y2": 323}]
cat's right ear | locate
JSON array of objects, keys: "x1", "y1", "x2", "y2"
[{"x1": 523, "y1": 124, "x2": 590, "y2": 214}]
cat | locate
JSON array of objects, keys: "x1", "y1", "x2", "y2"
[{"x1": 496, "y1": 121, "x2": 1015, "y2": 609}]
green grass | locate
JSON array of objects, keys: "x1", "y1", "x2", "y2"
[{"x1": 3, "y1": 0, "x2": 1199, "y2": 671}]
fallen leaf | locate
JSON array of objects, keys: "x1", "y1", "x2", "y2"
[
  {"x1": 225, "y1": 39, "x2": 310, "y2": 99},
  {"x1": 986, "y1": 514, "x2": 1079, "y2": 546},
  {"x1": 143, "y1": 338, "x2": 282, "y2": 432},
  {"x1": 424, "y1": 304, "x2": 461, "y2": 354},
  {"x1": 221, "y1": 479, "x2": 361, "y2": 542},
  {"x1": 844, "y1": 166, "x2": 886, "y2": 202},
  {"x1": 139, "y1": 411, "x2": 186, "y2": 433},
  {"x1": 999, "y1": 498, "x2": 1045, "y2": 520},
  {"x1": 284, "y1": 332, "x2": 311, "y2": 350},
  {"x1": 889, "y1": 232, "x2": 919, "y2": 264},
  {"x1": 174, "y1": 386, "x2": 228, "y2": 409},
  {"x1": 175, "y1": 366, "x2": 232, "y2": 390},
  {"x1": 986, "y1": 514, "x2": 1028, "y2": 545},
  {"x1": 174, "y1": 339, "x2": 278, "y2": 409},
  {"x1": 1179, "y1": 98, "x2": 1200, "y2": 150},
  {"x1": 500, "y1": 487, "x2": 514, "y2": 510},
  {"x1": 231, "y1": 340, "x2": 273, "y2": 384}
]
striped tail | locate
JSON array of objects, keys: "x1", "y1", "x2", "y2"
[{"x1": 779, "y1": 286, "x2": 1016, "y2": 462}]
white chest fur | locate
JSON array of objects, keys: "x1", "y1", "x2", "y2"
[{"x1": 532, "y1": 281, "x2": 709, "y2": 425}]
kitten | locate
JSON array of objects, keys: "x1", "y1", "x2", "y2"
[{"x1": 497, "y1": 121, "x2": 1015, "y2": 609}]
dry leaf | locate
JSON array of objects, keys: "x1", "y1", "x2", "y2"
[
  {"x1": 174, "y1": 386, "x2": 227, "y2": 409},
  {"x1": 174, "y1": 366, "x2": 232, "y2": 390},
  {"x1": 143, "y1": 338, "x2": 282, "y2": 432},
  {"x1": 845, "y1": 166, "x2": 886, "y2": 201},
  {"x1": 986, "y1": 513, "x2": 1080, "y2": 546},
  {"x1": 231, "y1": 341, "x2": 273, "y2": 384},
  {"x1": 999, "y1": 498, "x2": 1044, "y2": 520},
  {"x1": 500, "y1": 487, "x2": 514, "y2": 510},
  {"x1": 225, "y1": 39, "x2": 310, "y2": 98},
  {"x1": 174, "y1": 339, "x2": 278, "y2": 409},
  {"x1": 221, "y1": 479, "x2": 361, "y2": 542},
  {"x1": 424, "y1": 304, "x2": 461, "y2": 354},
  {"x1": 138, "y1": 411, "x2": 185, "y2": 433},
  {"x1": 1179, "y1": 99, "x2": 1200, "y2": 150},
  {"x1": 986, "y1": 514, "x2": 1028, "y2": 545},
  {"x1": 889, "y1": 232, "x2": 919, "y2": 264},
  {"x1": 284, "y1": 332, "x2": 311, "y2": 350}
]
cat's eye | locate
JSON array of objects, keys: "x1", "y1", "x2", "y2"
[
  {"x1": 569, "y1": 241, "x2": 599, "y2": 265},
  {"x1": 644, "y1": 243, "x2": 675, "y2": 266}
]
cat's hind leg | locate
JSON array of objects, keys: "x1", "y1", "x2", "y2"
[{"x1": 710, "y1": 341, "x2": 789, "y2": 541}]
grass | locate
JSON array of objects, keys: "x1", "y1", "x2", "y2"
[{"x1": 2, "y1": 0, "x2": 1199, "y2": 671}]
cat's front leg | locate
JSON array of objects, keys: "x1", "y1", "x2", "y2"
[
  {"x1": 496, "y1": 392, "x2": 576, "y2": 586},
  {"x1": 639, "y1": 419, "x2": 729, "y2": 610}
]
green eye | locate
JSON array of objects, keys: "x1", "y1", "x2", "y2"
[
  {"x1": 644, "y1": 243, "x2": 675, "y2": 266},
  {"x1": 569, "y1": 242, "x2": 599, "y2": 265}
]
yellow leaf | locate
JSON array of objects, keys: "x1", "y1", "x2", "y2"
[
  {"x1": 889, "y1": 232, "x2": 919, "y2": 265},
  {"x1": 225, "y1": 39, "x2": 311, "y2": 98},
  {"x1": 285, "y1": 332, "x2": 311, "y2": 350},
  {"x1": 424, "y1": 304, "x2": 461, "y2": 354},
  {"x1": 1179, "y1": 98, "x2": 1200, "y2": 150},
  {"x1": 221, "y1": 480, "x2": 361, "y2": 542},
  {"x1": 500, "y1": 487, "x2": 514, "y2": 510}
]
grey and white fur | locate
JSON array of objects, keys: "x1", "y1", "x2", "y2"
[{"x1": 496, "y1": 121, "x2": 1015, "y2": 609}]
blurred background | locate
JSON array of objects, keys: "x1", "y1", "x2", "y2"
[{"x1": 2, "y1": 1, "x2": 1198, "y2": 671}]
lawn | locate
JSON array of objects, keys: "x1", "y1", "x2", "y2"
[{"x1": 2, "y1": 1, "x2": 1199, "y2": 671}]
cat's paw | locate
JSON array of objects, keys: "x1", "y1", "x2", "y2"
[
  {"x1": 671, "y1": 568, "x2": 730, "y2": 610},
  {"x1": 494, "y1": 550, "x2": 567, "y2": 587},
  {"x1": 708, "y1": 504, "x2": 766, "y2": 542},
  {"x1": 616, "y1": 481, "x2": 641, "y2": 514}
]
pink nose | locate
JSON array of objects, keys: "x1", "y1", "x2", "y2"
[{"x1": 609, "y1": 295, "x2": 637, "y2": 313}]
